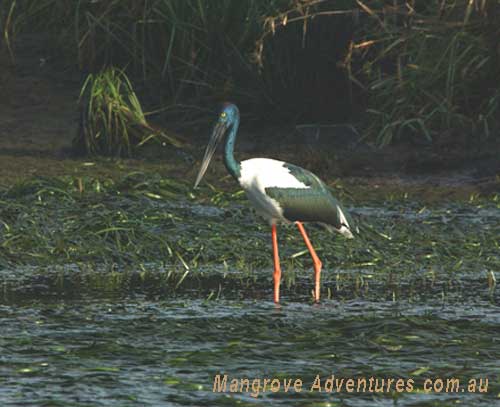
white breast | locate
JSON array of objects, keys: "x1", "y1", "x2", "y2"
[{"x1": 238, "y1": 158, "x2": 309, "y2": 223}]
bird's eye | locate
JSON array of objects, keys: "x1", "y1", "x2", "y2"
[{"x1": 220, "y1": 112, "x2": 227, "y2": 119}]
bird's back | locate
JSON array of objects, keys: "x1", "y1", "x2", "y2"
[{"x1": 239, "y1": 158, "x2": 355, "y2": 237}]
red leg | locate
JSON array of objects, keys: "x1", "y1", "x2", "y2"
[
  {"x1": 271, "y1": 224, "x2": 281, "y2": 303},
  {"x1": 296, "y1": 222, "x2": 322, "y2": 302}
]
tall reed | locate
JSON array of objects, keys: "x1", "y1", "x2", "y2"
[{"x1": 1, "y1": 0, "x2": 498, "y2": 148}]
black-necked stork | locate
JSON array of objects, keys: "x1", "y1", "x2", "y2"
[{"x1": 194, "y1": 103, "x2": 356, "y2": 303}]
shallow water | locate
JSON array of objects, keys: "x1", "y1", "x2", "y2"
[
  {"x1": 1, "y1": 295, "x2": 499, "y2": 406},
  {"x1": 1, "y1": 176, "x2": 499, "y2": 406}
]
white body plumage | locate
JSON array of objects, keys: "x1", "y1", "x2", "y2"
[{"x1": 238, "y1": 158, "x2": 309, "y2": 224}]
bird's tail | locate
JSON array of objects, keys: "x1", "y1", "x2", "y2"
[
  {"x1": 321, "y1": 222, "x2": 357, "y2": 239},
  {"x1": 336, "y1": 203, "x2": 358, "y2": 239}
]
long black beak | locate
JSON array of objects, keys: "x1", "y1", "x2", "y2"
[{"x1": 194, "y1": 121, "x2": 228, "y2": 188}]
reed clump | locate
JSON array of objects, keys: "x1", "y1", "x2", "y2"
[
  {"x1": 1, "y1": 0, "x2": 498, "y2": 148},
  {"x1": 348, "y1": 1, "x2": 500, "y2": 146},
  {"x1": 75, "y1": 67, "x2": 182, "y2": 156}
]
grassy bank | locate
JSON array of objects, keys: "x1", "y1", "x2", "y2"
[{"x1": 1, "y1": 0, "x2": 499, "y2": 150}]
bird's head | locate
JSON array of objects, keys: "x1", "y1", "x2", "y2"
[
  {"x1": 217, "y1": 102, "x2": 239, "y2": 125},
  {"x1": 194, "y1": 103, "x2": 239, "y2": 188}
]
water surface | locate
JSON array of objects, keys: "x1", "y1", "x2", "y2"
[{"x1": 1, "y1": 295, "x2": 499, "y2": 406}]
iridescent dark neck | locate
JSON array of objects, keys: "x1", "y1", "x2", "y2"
[{"x1": 224, "y1": 117, "x2": 241, "y2": 180}]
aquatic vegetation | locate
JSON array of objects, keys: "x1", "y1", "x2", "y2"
[
  {"x1": 0, "y1": 171, "x2": 498, "y2": 405},
  {"x1": 0, "y1": 172, "x2": 498, "y2": 302}
]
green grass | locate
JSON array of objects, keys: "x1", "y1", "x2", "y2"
[
  {"x1": 352, "y1": 1, "x2": 500, "y2": 146},
  {"x1": 0, "y1": 171, "x2": 498, "y2": 299},
  {"x1": 75, "y1": 67, "x2": 183, "y2": 156},
  {"x1": 1, "y1": 1, "x2": 499, "y2": 149}
]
